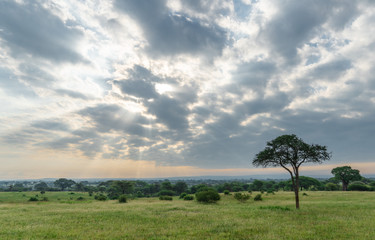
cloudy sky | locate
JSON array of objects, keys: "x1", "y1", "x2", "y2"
[{"x1": 1, "y1": 0, "x2": 375, "y2": 179}]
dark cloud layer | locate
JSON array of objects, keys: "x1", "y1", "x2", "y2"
[
  {"x1": 262, "y1": 0, "x2": 359, "y2": 64},
  {"x1": 0, "y1": 1, "x2": 84, "y2": 63},
  {"x1": 114, "y1": 0, "x2": 227, "y2": 57}
]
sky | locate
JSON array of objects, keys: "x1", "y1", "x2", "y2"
[{"x1": 1, "y1": 0, "x2": 375, "y2": 180}]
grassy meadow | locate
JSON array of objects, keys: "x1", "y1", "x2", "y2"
[{"x1": 0, "y1": 191, "x2": 374, "y2": 239}]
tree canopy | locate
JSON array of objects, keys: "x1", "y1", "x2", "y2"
[
  {"x1": 253, "y1": 134, "x2": 331, "y2": 209},
  {"x1": 54, "y1": 178, "x2": 76, "y2": 191},
  {"x1": 331, "y1": 166, "x2": 362, "y2": 191}
]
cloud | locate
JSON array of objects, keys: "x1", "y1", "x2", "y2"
[
  {"x1": 78, "y1": 104, "x2": 150, "y2": 136},
  {"x1": 0, "y1": 67, "x2": 36, "y2": 97},
  {"x1": 145, "y1": 95, "x2": 190, "y2": 131},
  {"x1": 55, "y1": 89, "x2": 90, "y2": 100},
  {"x1": 1, "y1": 0, "x2": 375, "y2": 178},
  {"x1": 260, "y1": 0, "x2": 359, "y2": 64},
  {"x1": 232, "y1": 60, "x2": 276, "y2": 91},
  {"x1": 31, "y1": 120, "x2": 70, "y2": 132},
  {"x1": 113, "y1": 65, "x2": 159, "y2": 99},
  {"x1": 114, "y1": 0, "x2": 227, "y2": 58},
  {"x1": 0, "y1": 0, "x2": 84, "y2": 63}
]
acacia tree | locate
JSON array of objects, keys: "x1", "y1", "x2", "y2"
[
  {"x1": 253, "y1": 134, "x2": 331, "y2": 209},
  {"x1": 331, "y1": 166, "x2": 361, "y2": 191},
  {"x1": 54, "y1": 178, "x2": 76, "y2": 191}
]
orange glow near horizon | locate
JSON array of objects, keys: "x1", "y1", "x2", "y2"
[{"x1": 1, "y1": 147, "x2": 375, "y2": 180}]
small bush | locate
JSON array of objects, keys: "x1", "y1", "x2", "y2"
[
  {"x1": 195, "y1": 189, "x2": 220, "y2": 203},
  {"x1": 254, "y1": 194, "x2": 262, "y2": 201},
  {"x1": 234, "y1": 192, "x2": 251, "y2": 202},
  {"x1": 159, "y1": 195, "x2": 173, "y2": 201},
  {"x1": 183, "y1": 195, "x2": 194, "y2": 201},
  {"x1": 94, "y1": 194, "x2": 107, "y2": 201},
  {"x1": 179, "y1": 192, "x2": 187, "y2": 199},
  {"x1": 302, "y1": 193, "x2": 308, "y2": 196},
  {"x1": 348, "y1": 183, "x2": 371, "y2": 191},
  {"x1": 29, "y1": 197, "x2": 38, "y2": 202},
  {"x1": 223, "y1": 190, "x2": 230, "y2": 195},
  {"x1": 69, "y1": 192, "x2": 75, "y2": 195},
  {"x1": 118, "y1": 194, "x2": 127, "y2": 203},
  {"x1": 88, "y1": 191, "x2": 93, "y2": 196},
  {"x1": 77, "y1": 196, "x2": 85, "y2": 201},
  {"x1": 325, "y1": 183, "x2": 339, "y2": 191},
  {"x1": 40, "y1": 191, "x2": 45, "y2": 194},
  {"x1": 41, "y1": 197, "x2": 49, "y2": 201},
  {"x1": 266, "y1": 190, "x2": 275, "y2": 195}
]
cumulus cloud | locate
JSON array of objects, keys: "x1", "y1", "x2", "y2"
[
  {"x1": 0, "y1": 0, "x2": 85, "y2": 63},
  {"x1": 114, "y1": 0, "x2": 228, "y2": 58},
  {"x1": 260, "y1": 0, "x2": 359, "y2": 64}
]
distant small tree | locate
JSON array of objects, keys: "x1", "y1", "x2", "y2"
[
  {"x1": 331, "y1": 166, "x2": 362, "y2": 191},
  {"x1": 174, "y1": 181, "x2": 188, "y2": 195},
  {"x1": 251, "y1": 180, "x2": 264, "y2": 191},
  {"x1": 161, "y1": 180, "x2": 173, "y2": 191},
  {"x1": 34, "y1": 182, "x2": 48, "y2": 191},
  {"x1": 107, "y1": 181, "x2": 134, "y2": 199},
  {"x1": 298, "y1": 176, "x2": 322, "y2": 191},
  {"x1": 253, "y1": 134, "x2": 331, "y2": 209},
  {"x1": 54, "y1": 178, "x2": 76, "y2": 191},
  {"x1": 74, "y1": 182, "x2": 85, "y2": 192}
]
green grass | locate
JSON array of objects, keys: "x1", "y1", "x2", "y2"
[{"x1": 0, "y1": 191, "x2": 374, "y2": 239}]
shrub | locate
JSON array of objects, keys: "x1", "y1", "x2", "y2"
[
  {"x1": 325, "y1": 183, "x2": 339, "y2": 191},
  {"x1": 223, "y1": 190, "x2": 230, "y2": 195},
  {"x1": 158, "y1": 190, "x2": 176, "y2": 196},
  {"x1": 195, "y1": 189, "x2": 220, "y2": 203},
  {"x1": 77, "y1": 196, "x2": 85, "y2": 201},
  {"x1": 159, "y1": 195, "x2": 173, "y2": 201},
  {"x1": 118, "y1": 194, "x2": 127, "y2": 203},
  {"x1": 179, "y1": 192, "x2": 187, "y2": 199},
  {"x1": 234, "y1": 192, "x2": 251, "y2": 202},
  {"x1": 303, "y1": 193, "x2": 308, "y2": 196},
  {"x1": 29, "y1": 197, "x2": 38, "y2": 202},
  {"x1": 94, "y1": 194, "x2": 107, "y2": 201},
  {"x1": 183, "y1": 195, "x2": 194, "y2": 201},
  {"x1": 266, "y1": 190, "x2": 275, "y2": 195},
  {"x1": 254, "y1": 194, "x2": 262, "y2": 201},
  {"x1": 348, "y1": 183, "x2": 371, "y2": 191},
  {"x1": 40, "y1": 191, "x2": 45, "y2": 194}
]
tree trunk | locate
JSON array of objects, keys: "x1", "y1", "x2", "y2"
[
  {"x1": 342, "y1": 181, "x2": 348, "y2": 191},
  {"x1": 295, "y1": 173, "x2": 300, "y2": 209}
]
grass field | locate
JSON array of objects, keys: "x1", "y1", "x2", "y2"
[{"x1": 0, "y1": 191, "x2": 374, "y2": 239}]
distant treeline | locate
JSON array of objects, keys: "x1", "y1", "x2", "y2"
[{"x1": 1, "y1": 176, "x2": 375, "y2": 198}]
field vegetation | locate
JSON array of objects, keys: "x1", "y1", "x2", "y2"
[{"x1": 0, "y1": 191, "x2": 374, "y2": 239}]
